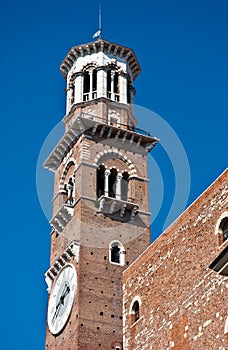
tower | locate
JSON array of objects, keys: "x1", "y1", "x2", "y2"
[{"x1": 44, "y1": 38, "x2": 158, "y2": 349}]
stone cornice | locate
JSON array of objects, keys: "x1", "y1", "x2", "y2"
[
  {"x1": 60, "y1": 38, "x2": 141, "y2": 81},
  {"x1": 50, "y1": 203, "x2": 74, "y2": 233},
  {"x1": 43, "y1": 112, "x2": 159, "y2": 172},
  {"x1": 45, "y1": 240, "x2": 80, "y2": 292}
]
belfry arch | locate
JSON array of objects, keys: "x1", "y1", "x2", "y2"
[{"x1": 95, "y1": 151, "x2": 137, "y2": 203}]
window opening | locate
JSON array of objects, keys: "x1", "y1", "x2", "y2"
[
  {"x1": 111, "y1": 245, "x2": 120, "y2": 263},
  {"x1": 92, "y1": 69, "x2": 97, "y2": 91},
  {"x1": 107, "y1": 70, "x2": 111, "y2": 98},
  {"x1": 109, "y1": 241, "x2": 125, "y2": 266},
  {"x1": 92, "y1": 69, "x2": 97, "y2": 99},
  {"x1": 83, "y1": 72, "x2": 90, "y2": 93},
  {"x1": 97, "y1": 165, "x2": 105, "y2": 198},
  {"x1": 66, "y1": 177, "x2": 74, "y2": 205},
  {"x1": 127, "y1": 81, "x2": 131, "y2": 104},
  {"x1": 222, "y1": 218, "x2": 228, "y2": 242},
  {"x1": 114, "y1": 73, "x2": 119, "y2": 93},
  {"x1": 108, "y1": 168, "x2": 117, "y2": 198},
  {"x1": 132, "y1": 300, "x2": 140, "y2": 323}
]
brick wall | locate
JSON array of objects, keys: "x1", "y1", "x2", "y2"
[{"x1": 123, "y1": 168, "x2": 228, "y2": 350}]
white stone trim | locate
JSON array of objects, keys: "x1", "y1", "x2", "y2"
[
  {"x1": 109, "y1": 240, "x2": 125, "y2": 266},
  {"x1": 45, "y1": 240, "x2": 80, "y2": 292},
  {"x1": 129, "y1": 295, "x2": 142, "y2": 314},
  {"x1": 59, "y1": 158, "x2": 76, "y2": 190},
  {"x1": 215, "y1": 211, "x2": 228, "y2": 236},
  {"x1": 94, "y1": 150, "x2": 137, "y2": 176}
]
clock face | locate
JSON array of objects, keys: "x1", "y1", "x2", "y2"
[{"x1": 47, "y1": 264, "x2": 77, "y2": 335}]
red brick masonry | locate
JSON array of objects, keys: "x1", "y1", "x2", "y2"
[{"x1": 123, "y1": 168, "x2": 228, "y2": 350}]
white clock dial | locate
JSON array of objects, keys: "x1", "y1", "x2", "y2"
[{"x1": 47, "y1": 264, "x2": 77, "y2": 335}]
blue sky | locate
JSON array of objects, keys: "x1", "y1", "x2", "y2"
[{"x1": 1, "y1": 0, "x2": 227, "y2": 349}]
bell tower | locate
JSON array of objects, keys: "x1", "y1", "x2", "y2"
[{"x1": 44, "y1": 38, "x2": 158, "y2": 350}]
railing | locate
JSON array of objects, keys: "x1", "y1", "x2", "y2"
[
  {"x1": 83, "y1": 93, "x2": 89, "y2": 101},
  {"x1": 114, "y1": 94, "x2": 119, "y2": 102},
  {"x1": 106, "y1": 92, "x2": 120, "y2": 102},
  {"x1": 83, "y1": 91, "x2": 97, "y2": 101},
  {"x1": 80, "y1": 112, "x2": 154, "y2": 137}
]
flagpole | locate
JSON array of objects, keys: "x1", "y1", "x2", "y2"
[{"x1": 99, "y1": 4, "x2": 102, "y2": 38}]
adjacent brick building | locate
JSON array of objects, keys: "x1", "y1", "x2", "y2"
[{"x1": 123, "y1": 168, "x2": 228, "y2": 350}]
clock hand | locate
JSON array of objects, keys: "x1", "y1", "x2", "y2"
[
  {"x1": 52, "y1": 284, "x2": 70, "y2": 323},
  {"x1": 52, "y1": 285, "x2": 68, "y2": 322},
  {"x1": 60, "y1": 285, "x2": 70, "y2": 305},
  {"x1": 52, "y1": 300, "x2": 61, "y2": 323}
]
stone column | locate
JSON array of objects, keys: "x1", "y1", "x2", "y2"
[
  {"x1": 116, "y1": 173, "x2": 122, "y2": 200},
  {"x1": 75, "y1": 74, "x2": 83, "y2": 103},
  {"x1": 119, "y1": 73, "x2": 127, "y2": 104},
  {"x1": 111, "y1": 71, "x2": 115, "y2": 101},
  {"x1": 66, "y1": 86, "x2": 73, "y2": 114},
  {"x1": 104, "y1": 170, "x2": 110, "y2": 196},
  {"x1": 89, "y1": 71, "x2": 93, "y2": 100},
  {"x1": 97, "y1": 69, "x2": 106, "y2": 98}
]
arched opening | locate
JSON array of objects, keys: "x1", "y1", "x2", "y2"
[
  {"x1": 109, "y1": 241, "x2": 125, "y2": 265},
  {"x1": 83, "y1": 72, "x2": 90, "y2": 93},
  {"x1": 114, "y1": 72, "x2": 119, "y2": 94},
  {"x1": 111, "y1": 245, "x2": 120, "y2": 263},
  {"x1": 221, "y1": 218, "x2": 228, "y2": 243},
  {"x1": 127, "y1": 80, "x2": 131, "y2": 104},
  {"x1": 109, "y1": 168, "x2": 117, "y2": 198},
  {"x1": 107, "y1": 70, "x2": 111, "y2": 98},
  {"x1": 121, "y1": 171, "x2": 129, "y2": 201},
  {"x1": 92, "y1": 69, "x2": 97, "y2": 98},
  {"x1": 64, "y1": 177, "x2": 74, "y2": 206},
  {"x1": 97, "y1": 164, "x2": 105, "y2": 198},
  {"x1": 92, "y1": 69, "x2": 97, "y2": 91},
  {"x1": 131, "y1": 300, "x2": 140, "y2": 323}
]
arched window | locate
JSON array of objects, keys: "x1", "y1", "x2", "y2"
[
  {"x1": 129, "y1": 297, "x2": 141, "y2": 324},
  {"x1": 64, "y1": 177, "x2": 74, "y2": 206},
  {"x1": 92, "y1": 69, "x2": 97, "y2": 91},
  {"x1": 107, "y1": 70, "x2": 111, "y2": 98},
  {"x1": 114, "y1": 72, "x2": 119, "y2": 94},
  {"x1": 221, "y1": 218, "x2": 228, "y2": 243},
  {"x1": 109, "y1": 241, "x2": 125, "y2": 265},
  {"x1": 216, "y1": 214, "x2": 228, "y2": 245},
  {"x1": 111, "y1": 245, "x2": 120, "y2": 263},
  {"x1": 127, "y1": 80, "x2": 131, "y2": 104},
  {"x1": 97, "y1": 164, "x2": 105, "y2": 198},
  {"x1": 83, "y1": 66, "x2": 97, "y2": 101},
  {"x1": 83, "y1": 72, "x2": 90, "y2": 94},
  {"x1": 132, "y1": 301, "x2": 140, "y2": 323},
  {"x1": 109, "y1": 168, "x2": 117, "y2": 198}
]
